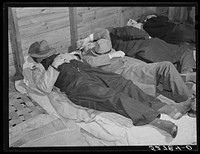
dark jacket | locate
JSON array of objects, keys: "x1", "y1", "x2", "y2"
[{"x1": 42, "y1": 57, "x2": 165, "y2": 126}]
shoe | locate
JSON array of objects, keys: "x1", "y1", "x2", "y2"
[
  {"x1": 187, "y1": 109, "x2": 196, "y2": 118},
  {"x1": 150, "y1": 118, "x2": 178, "y2": 138}
]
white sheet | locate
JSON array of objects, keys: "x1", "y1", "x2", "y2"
[{"x1": 14, "y1": 80, "x2": 197, "y2": 146}]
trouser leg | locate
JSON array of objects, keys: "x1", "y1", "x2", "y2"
[
  {"x1": 120, "y1": 62, "x2": 158, "y2": 96},
  {"x1": 102, "y1": 71, "x2": 164, "y2": 110},
  {"x1": 69, "y1": 81, "x2": 165, "y2": 126},
  {"x1": 179, "y1": 49, "x2": 196, "y2": 73},
  {"x1": 155, "y1": 61, "x2": 190, "y2": 102}
]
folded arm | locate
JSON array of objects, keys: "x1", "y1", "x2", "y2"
[
  {"x1": 32, "y1": 65, "x2": 60, "y2": 94},
  {"x1": 83, "y1": 54, "x2": 111, "y2": 67},
  {"x1": 91, "y1": 28, "x2": 111, "y2": 41},
  {"x1": 109, "y1": 26, "x2": 150, "y2": 40}
]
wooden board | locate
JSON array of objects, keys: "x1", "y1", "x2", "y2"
[
  {"x1": 19, "y1": 17, "x2": 70, "y2": 39},
  {"x1": 16, "y1": 7, "x2": 69, "y2": 19},
  {"x1": 21, "y1": 26, "x2": 71, "y2": 53}
]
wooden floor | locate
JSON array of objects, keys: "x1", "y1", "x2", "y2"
[{"x1": 8, "y1": 80, "x2": 67, "y2": 147}]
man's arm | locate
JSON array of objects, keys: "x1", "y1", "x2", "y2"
[
  {"x1": 31, "y1": 55, "x2": 65, "y2": 93},
  {"x1": 90, "y1": 28, "x2": 111, "y2": 41},
  {"x1": 83, "y1": 54, "x2": 111, "y2": 67},
  {"x1": 109, "y1": 26, "x2": 150, "y2": 40},
  {"x1": 77, "y1": 28, "x2": 111, "y2": 49},
  {"x1": 32, "y1": 65, "x2": 60, "y2": 94},
  {"x1": 83, "y1": 50, "x2": 125, "y2": 67}
]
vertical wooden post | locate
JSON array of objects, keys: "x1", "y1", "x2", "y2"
[
  {"x1": 69, "y1": 7, "x2": 78, "y2": 52},
  {"x1": 8, "y1": 7, "x2": 24, "y2": 81}
]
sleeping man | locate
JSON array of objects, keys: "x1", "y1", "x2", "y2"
[
  {"x1": 77, "y1": 28, "x2": 196, "y2": 118},
  {"x1": 25, "y1": 40, "x2": 196, "y2": 138},
  {"x1": 137, "y1": 10, "x2": 196, "y2": 46},
  {"x1": 106, "y1": 25, "x2": 196, "y2": 74}
]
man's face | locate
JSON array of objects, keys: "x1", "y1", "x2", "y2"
[{"x1": 127, "y1": 19, "x2": 143, "y2": 30}]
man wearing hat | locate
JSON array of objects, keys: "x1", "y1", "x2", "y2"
[
  {"x1": 25, "y1": 40, "x2": 80, "y2": 93},
  {"x1": 25, "y1": 39, "x2": 191, "y2": 138},
  {"x1": 77, "y1": 28, "x2": 196, "y2": 118}
]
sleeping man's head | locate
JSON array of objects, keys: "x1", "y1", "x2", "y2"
[{"x1": 127, "y1": 19, "x2": 143, "y2": 30}]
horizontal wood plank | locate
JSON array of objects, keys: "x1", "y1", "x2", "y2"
[
  {"x1": 17, "y1": 10, "x2": 69, "y2": 27},
  {"x1": 77, "y1": 7, "x2": 119, "y2": 25},
  {"x1": 21, "y1": 26, "x2": 71, "y2": 52},
  {"x1": 16, "y1": 7, "x2": 69, "y2": 19},
  {"x1": 19, "y1": 17, "x2": 70, "y2": 39},
  {"x1": 76, "y1": 7, "x2": 103, "y2": 14}
]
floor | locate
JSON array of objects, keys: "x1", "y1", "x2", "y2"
[{"x1": 8, "y1": 80, "x2": 68, "y2": 147}]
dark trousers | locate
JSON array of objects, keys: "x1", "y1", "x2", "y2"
[{"x1": 68, "y1": 72, "x2": 165, "y2": 126}]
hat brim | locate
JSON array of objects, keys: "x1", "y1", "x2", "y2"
[
  {"x1": 30, "y1": 48, "x2": 56, "y2": 58},
  {"x1": 90, "y1": 48, "x2": 112, "y2": 56},
  {"x1": 90, "y1": 49, "x2": 99, "y2": 56}
]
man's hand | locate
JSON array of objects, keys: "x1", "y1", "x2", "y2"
[
  {"x1": 77, "y1": 37, "x2": 91, "y2": 49},
  {"x1": 52, "y1": 54, "x2": 66, "y2": 68},
  {"x1": 109, "y1": 51, "x2": 125, "y2": 59}
]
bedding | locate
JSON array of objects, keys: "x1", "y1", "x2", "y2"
[{"x1": 11, "y1": 56, "x2": 197, "y2": 146}]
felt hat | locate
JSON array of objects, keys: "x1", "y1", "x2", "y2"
[
  {"x1": 28, "y1": 40, "x2": 56, "y2": 58},
  {"x1": 91, "y1": 39, "x2": 112, "y2": 55}
]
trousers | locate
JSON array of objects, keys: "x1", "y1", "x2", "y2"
[{"x1": 115, "y1": 60, "x2": 191, "y2": 103}]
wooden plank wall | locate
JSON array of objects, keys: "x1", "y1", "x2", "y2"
[
  {"x1": 8, "y1": 7, "x2": 156, "y2": 78},
  {"x1": 76, "y1": 7, "x2": 156, "y2": 39}
]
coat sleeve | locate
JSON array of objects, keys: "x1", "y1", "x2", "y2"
[
  {"x1": 91, "y1": 28, "x2": 111, "y2": 41},
  {"x1": 110, "y1": 26, "x2": 149, "y2": 40},
  {"x1": 83, "y1": 54, "x2": 111, "y2": 67},
  {"x1": 32, "y1": 65, "x2": 60, "y2": 94}
]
